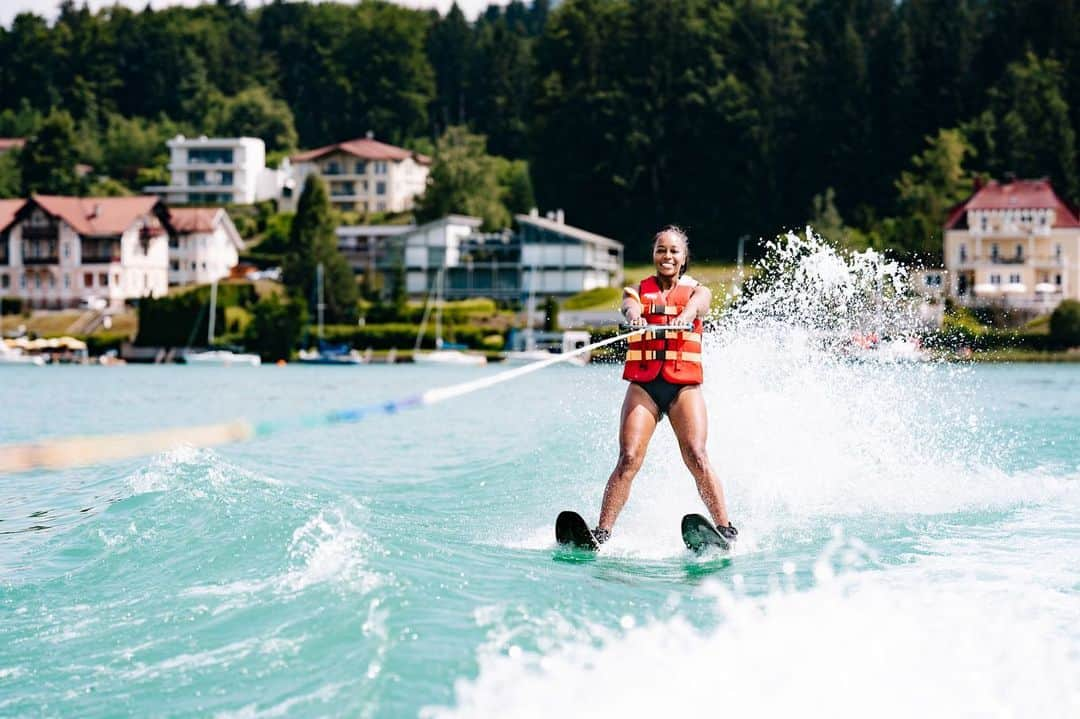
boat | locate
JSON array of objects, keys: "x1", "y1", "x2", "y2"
[
  {"x1": 501, "y1": 328, "x2": 591, "y2": 366},
  {"x1": 412, "y1": 268, "x2": 487, "y2": 366},
  {"x1": 182, "y1": 280, "x2": 262, "y2": 366},
  {"x1": 297, "y1": 263, "x2": 365, "y2": 365},
  {"x1": 0, "y1": 340, "x2": 46, "y2": 366}
]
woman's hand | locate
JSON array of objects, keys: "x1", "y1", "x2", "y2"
[
  {"x1": 673, "y1": 310, "x2": 696, "y2": 329},
  {"x1": 623, "y1": 306, "x2": 646, "y2": 327}
]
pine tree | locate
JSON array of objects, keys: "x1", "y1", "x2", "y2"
[{"x1": 284, "y1": 175, "x2": 358, "y2": 324}]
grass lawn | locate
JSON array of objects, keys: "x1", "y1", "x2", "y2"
[{"x1": 4, "y1": 310, "x2": 137, "y2": 338}]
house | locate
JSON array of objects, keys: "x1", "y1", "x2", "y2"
[
  {"x1": 167, "y1": 207, "x2": 244, "y2": 286},
  {"x1": 944, "y1": 178, "x2": 1080, "y2": 311},
  {"x1": 286, "y1": 133, "x2": 430, "y2": 214},
  {"x1": 339, "y1": 211, "x2": 624, "y2": 301},
  {"x1": 144, "y1": 135, "x2": 289, "y2": 205},
  {"x1": 0, "y1": 195, "x2": 172, "y2": 309}
]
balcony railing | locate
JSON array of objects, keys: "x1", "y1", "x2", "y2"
[
  {"x1": 81, "y1": 254, "x2": 121, "y2": 264},
  {"x1": 23, "y1": 256, "x2": 59, "y2": 265}
]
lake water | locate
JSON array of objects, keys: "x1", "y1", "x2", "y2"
[{"x1": 2, "y1": 236, "x2": 1078, "y2": 717}]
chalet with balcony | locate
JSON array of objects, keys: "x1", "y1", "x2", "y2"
[
  {"x1": 943, "y1": 178, "x2": 1080, "y2": 310},
  {"x1": 0, "y1": 195, "x2": 173, "y2": 309},
  {"x1": 286, "y1": 133, "x2": 430, "y2": 215},
  {"x1": 167, "y1": 207, "x2": 244, "y2": 286}
]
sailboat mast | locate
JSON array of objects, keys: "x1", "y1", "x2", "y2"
[
  {"x1": 316, "y1": 263, "x2": 325, "y2": 339},
  {"x1": 207, "y1": 280, "x2": 217, "y2": 345}
]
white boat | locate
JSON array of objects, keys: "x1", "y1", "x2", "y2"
[
  {"x1": 0, "y1": 341, "x2": 46, "y2": 366},
  {"x1": 183, "y1": 280, "x2": 262, "y2": 366},
  {"x1": 501, "y1": 329, "x2": 591, "y2": 366},
  {"x1": 412, "y1": 268, "x2": 487, "y2": 365},
  {"x1": 184, "y1": 349, "x2": 261, "y2": 366}
]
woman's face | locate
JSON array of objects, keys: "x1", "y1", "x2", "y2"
[{"x1": 653, "y1": 232, "x2": 686, "y2": 278}]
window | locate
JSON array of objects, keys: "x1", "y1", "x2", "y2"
[
  {"x1": 355, "y1": 161, "x2": 367, "y2": 174},
  {"x1": 1056, "y1": 274, "x2": 1063, "y2": 285},
  {"x1": 20, "y1": 275, "x2": 25, "y2": 289},
  {"x1": 980, "y1": 215, "x2": 988, "y2": 231},
  {"x1": 114, "y1": 273, "x2": 120, "y2": 287},
  {"x1": 990, "y1": 274, "x2": 1001, "y2": 285},
  {"x1": 63, "y1": 243, "x2": 70, "y2": 258},
  {"x1": 1015, "y1": 244, "x2": 1023, "y2": 259},
  {"x1": 169, "y1": 260, "x2": 179, "y2": 272},
  {"x1": 959, "y1": 245, "x2": 967, "y2": 262},
  {"x1": 1008, "y1": 273, "x2": 1021, "y2": 284},
  {"x1": 64, "y1": 274, "x2": 70, "y2": 288},
  {"x1": 100, "y1": 273, "x2": 108, "y2": 287},
  {"x1": 84, "y1": 272, "x2": 93, "y2": 287},
  {"x1": 991, "y1": 244, "x2": 999, "y2": 261},
  {"x1": 190, "y1": 170, "x2": 206, "y2": 185},
  {"x1": 376, "y1": 181, "x2": 386, "y2": 195},
  {"x1": 191, "y1": 262, "x2": 196, "y2": 271},
  {"x1": 188, "y1": 148, "x2": 233, "y2": 164},
  {"x1": 326, "y1": 161, "x2": 341, "y2": 175},
  {"x1": 374, "y1": 161, "x2": 388, "y2": 174},
  {"x1": 1, "y1": 274, "x2": 8, "y2": 289},
  {"x1": 1056, "y1": 244, "x2": 1063, "y2": 260},
  {"x1": 48, "y1": 274, "x2": 55, "y2": 288}
]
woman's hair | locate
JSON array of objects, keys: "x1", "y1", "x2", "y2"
[{"x1": 653, "y1": 225, "x2": 690, "y2": 276}]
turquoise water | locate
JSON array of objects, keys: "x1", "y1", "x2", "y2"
[
  {"x1": 3, "y1": 235, "x2": 1079, "y2": 716},
  {"x1": 2, "y1": 359, "x2": 1077, "y2": 717}
]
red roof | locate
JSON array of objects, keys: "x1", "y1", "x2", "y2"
[
  {"x1": 169, "y1": 207, "x2": 221, "y2": 234},
  {"x1": 0, "y1": 199, "x2": 25, "y2": 231},
  {"x1": 945, "y1": 179, "x2": 1080, "y2": 229},
  {"x1": 31, "y1": 195, "x2": 163, "y2": 236},
  {"x1": 291, "y1": 136, "x2": 430, "y2": 165},
  {"x1": 0, "y1": 138, "x2": 25, "y2": 152}
]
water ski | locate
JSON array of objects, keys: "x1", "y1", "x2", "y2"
[
  {"x1": 681, "y1": 513, "x2": 732, "y2": 554},
  {"x1": 555, "y1": 511, "x2": 599, "y2": 551}
]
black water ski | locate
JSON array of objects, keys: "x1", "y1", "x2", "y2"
[
  {"x1": 555, "y1": 511, "x2": 599, "y2": 551},
  {"x1": 681, "y1": 513, "x2": 732, "y2": 553}
]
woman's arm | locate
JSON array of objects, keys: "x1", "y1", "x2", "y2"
[{"x1": 622, "y1": 286, "x2": 645, "y2": 326}]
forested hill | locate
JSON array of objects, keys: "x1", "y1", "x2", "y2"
[{"x1": 1, "y1": 0, "x2": 1079, "y2": 261}]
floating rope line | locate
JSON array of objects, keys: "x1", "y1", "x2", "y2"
[{"x1": 0, "y1": 325, "x2": 691, "y2": 474}]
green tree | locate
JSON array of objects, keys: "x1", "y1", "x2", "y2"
[
  {"x1": 100, "y1": 112, "x2": 181, "y2": 186},
  {"x1": 1049, "y1": 299, "x2": 1080, "y2": 348},
  {"x1": 985, "y1": 52, "x2": 1078, "y2": 201},
  {"x1": 19, "y1": 109, "x2": 81, "y2": 195},
  {"x1": 892, "y1": 128, "x2": 975, "y2": 259},
  {"x1": 283, "y1": 175, "x2": 358, "y2": 324},
  {"x1": 0, "y1": 152, "x2": 21, "y2": 198},
  {"x1": 208, "y1": 86, "x2": 298, "y2": 152},
  {"x1": 245, "y1": 294, "x2": 306, "y2": 361},
  {"x1": 499, "y1": 158, "x2": 535, "y2": 215},
  {"x1": 415, "y1": 126, "x2": 511, "y2": 230}
]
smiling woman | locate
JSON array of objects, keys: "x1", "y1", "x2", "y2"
[{"x1": 582, "y1": 226, "x2": 736, "y2": 548}]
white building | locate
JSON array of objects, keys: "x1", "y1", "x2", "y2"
[
  {"x1": 0, "y1": 195, "x2": 171, "y2": 309},
  {"x1": 167, "y1": 207, "x2": 244, "y2": 286},
  {"x1": 145, "y1": 135, "x2": 289, "y2": 206},
  {"x1": 944, "y1": 178, "x2": 1080, "y2": 311},
  {"x1": 286, "y1": 133, "x2": 430, "y2": 214},
  {"x1": 339, "y1": 212, "x2": 624, "y2": 300}
]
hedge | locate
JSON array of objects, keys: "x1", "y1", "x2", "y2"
[
  {"x1": 1, "y1": 296, "x2": 24, "y2": 315},
  {"x1": 317, "y1": 323, "x2": 490, "y2": 350}
]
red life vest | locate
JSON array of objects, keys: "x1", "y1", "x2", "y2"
[{"x1": 622, "y1": 275, "x2": 704, "y2": 385}]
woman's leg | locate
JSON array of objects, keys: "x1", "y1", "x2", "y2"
[
  {"x1": 597, "y1": 384, "x2": 660, "y2": 532},
  {"x1": 667, "y1": 386, "x2": 731, "y2": 527}
]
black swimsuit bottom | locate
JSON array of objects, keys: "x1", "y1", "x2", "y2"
[{"x1": 634, "y1": 376, "x2": 699, "y2": 417}]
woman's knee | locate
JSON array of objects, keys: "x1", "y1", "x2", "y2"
[
  {"x1": 616, "y1": 448, "x2": 645, "y2": 475},
  {"x1": 680, "y1": 443, "x2": 710, "y2": 472}
]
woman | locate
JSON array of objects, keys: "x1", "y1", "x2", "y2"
[{"x1": 590, "y1": 226, "x2": 736, "y2": 545}]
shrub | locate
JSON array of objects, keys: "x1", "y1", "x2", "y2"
[
  {"x1": 1, "y1": 296, "x2": 24, "y2": 315},
  {"x1": 1049, "y1": 299, "x2": 1080, "y2": 348},
  {"x1": 245, "y1": 295, "x2": 306, "y2": 361},
  {"x1": 319, "y1": 323, "x2": 489, "y2": 349}
]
